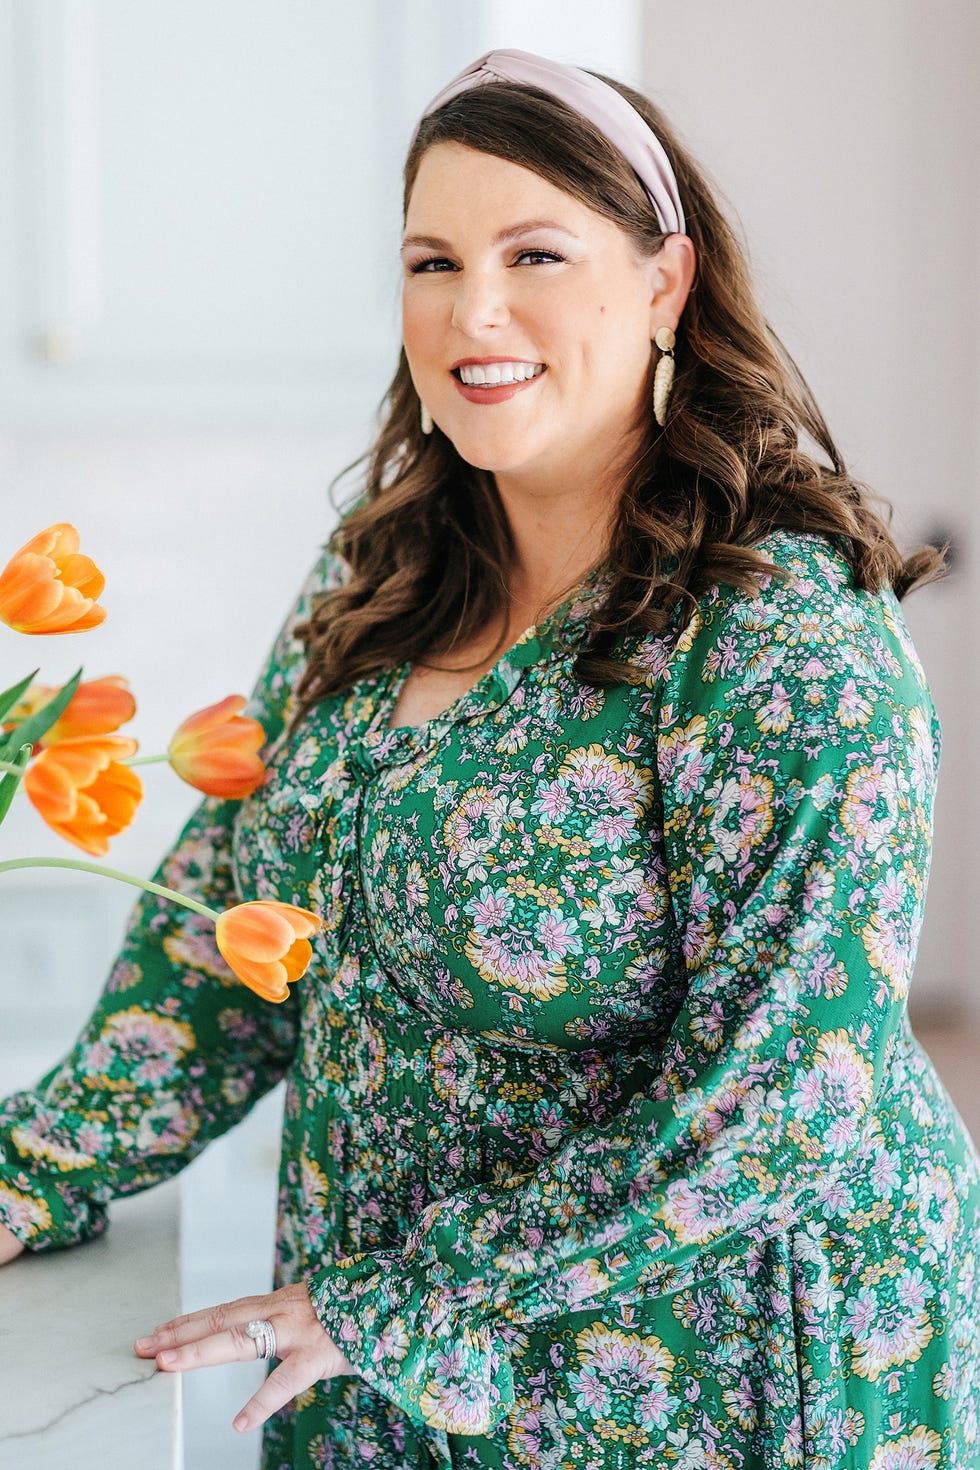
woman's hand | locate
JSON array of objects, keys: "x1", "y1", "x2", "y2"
[
  {"x1": 134, "y1": 1281, "x2": 359, "y2": 1434},
  {"x1": 0, "y1": 1221, "x2": 25, "y2": 1264}
]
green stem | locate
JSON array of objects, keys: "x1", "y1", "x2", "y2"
[
  {"x1": 0, "y1": 755, "x2": 169, "y2": 773},
  {"x1": 0, "y1": 856, "x2": 219, "y2": 921}
]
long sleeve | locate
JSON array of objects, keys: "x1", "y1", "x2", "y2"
[
  {"x1": 305, "y1": 532, "x2": 942, "y2": 1434},
  {"x1": 0, "y1": 540, "x2": 349, "y2": 1253}
]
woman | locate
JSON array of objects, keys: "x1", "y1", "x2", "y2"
[{"x1": 2, "y1": 47, "x2": 978, "y2": 1470}]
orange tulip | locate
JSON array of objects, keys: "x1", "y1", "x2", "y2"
[
  {"x1": 7, "y1": 675, "x2": 135, "y2": 747},
  {"x1": 23, "y1": 735, "x2": 142, "y2": 856},
  {"x1": 0, "y1": 523, "x2": 106, "y2": 635},
  {"x1": 167, "y1": 694, "x2": 266, "y2": 799},
  {"x1": 215, "y1": 900, "x2": 322, "y2": 1002}
]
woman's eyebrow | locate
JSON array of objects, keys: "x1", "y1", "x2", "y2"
[{"x1": 400, "y1": 219, "x2": 581, "y2": 253}]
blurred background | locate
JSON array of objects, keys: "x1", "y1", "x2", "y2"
[{"x1": 0, "y1": 1, "x2": 977, "y2": 1464}]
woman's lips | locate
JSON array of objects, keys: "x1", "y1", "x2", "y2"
[{"x1": 451, "y1": 368, "x2": 547, "y2": 405}]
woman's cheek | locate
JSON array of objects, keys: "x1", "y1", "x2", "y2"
[{"x1": 402, "y1": 297, "x2": 444, "y2": 393}]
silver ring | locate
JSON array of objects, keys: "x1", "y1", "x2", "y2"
[{"x1": 245, "y1": 1318, "x2": 277, "y2": 1361}]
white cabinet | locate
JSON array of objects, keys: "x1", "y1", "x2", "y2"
[{"x1": 0, "y1": 0, "x2": 483, "y2": 429}]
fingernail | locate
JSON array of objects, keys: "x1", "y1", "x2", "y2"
[
  {"x1": 233, "y1": 1414, "x2": 249, "y2": 1433},
  {"x1": 135, "y1": 1337, "x2": 155, "y2": 1351}
]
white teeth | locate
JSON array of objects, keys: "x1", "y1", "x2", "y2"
[{"x1": 457, "y1": 362, "x2": 545, "y2": 387}]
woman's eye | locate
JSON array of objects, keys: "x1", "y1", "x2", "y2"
[
  {"x1": 517, "y1": 249, "x2": 565, "y2": 265},
  {"x1": 409, "y1": 257, "x2": 456, "y2": 274}
]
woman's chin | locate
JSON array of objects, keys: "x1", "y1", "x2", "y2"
[{"x1": 442, "y1": 427, "x2": 546, "y2": 476}]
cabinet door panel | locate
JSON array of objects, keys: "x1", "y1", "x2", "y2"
[{"x1": 4, "y1": 1, "x2": 481, "y2": 423}]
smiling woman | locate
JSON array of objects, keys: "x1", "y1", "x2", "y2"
[{"x1": 1, "y1": 44, "x2": 977, "y2": 1470}]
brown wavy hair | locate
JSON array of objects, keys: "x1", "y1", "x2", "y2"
[{"x1": 292, "y1": 74, "x2": 948, "y2": 722}]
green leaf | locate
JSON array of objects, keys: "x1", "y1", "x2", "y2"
[
  {"x1": 0, "y1": 670, "x2": 40, "y2": 725},
  {"x1": 1, "y1": 667, "x2": 83, "y2": 755},
  {"x1": 0, "y1": 741, "x2": 31, "y2": 827}
]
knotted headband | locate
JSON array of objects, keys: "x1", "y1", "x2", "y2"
[{"x1": 412, "y1": 48, "x2": 686, "y2": 238}]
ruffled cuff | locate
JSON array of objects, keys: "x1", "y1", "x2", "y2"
[
  {"x1": 0, "y1": 1156, "x2": 107, "y2": 1252},
  {"x1": 306, "y1": 1251, "x2": 514, "y2": 1435}
]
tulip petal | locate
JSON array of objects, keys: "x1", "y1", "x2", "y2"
[
  {"x1": 170, "y1": 695, "x2": 248, "y2": 743},
  {"x1": 281, "y1": 910, "x2": 322, "y2": 941},
  {"x1": 43, "y1": 734, "x2": 138, "y2": 774},
  {"x1": 64, "y1": 832, "x2": 111, "y2": 857},
  {"x1": 47, "y1": 603, "x2": 107, "y2": 635},
  {"x1": 280, "y1": 938, "x2": 313, "y2": 983},
  {"x1": 91, "y1": 766, "x2": 143, "y2": 825},
  {"x1": 175, "y1": 766, "x2": 266, "y2": 801},
  {"x1": 34, "y1": 587, "x2": 97, "y2": 634},
  {"x1": 223, "y1": 955, "x2": 291, "y2": 1002},
  {"x1": 41, "y1": 791, "x2": 112, "y2": 855},
  {"x1": 92, "y1": 734, "x2": 139, "y2": 758},
  {"x1": 216, "y1": 905, "x2": 297, "y2": 963},
  {"x1": 23, "y1": 735, "x2": 142, "y2": 852},
  {"x1": 169, "y1": 751, "x2": 266, "y2": 800},
  {"x1": 6, "y1": 524, "x2": 80, "y2": 562},
  {"x1": 39, "y1": 747, "x2": 103, "y2": 785},
  {"x1": 24, "y1": 761, "x2": 80, "y2": 821},
  {"x1": 0, "y1": 555, "x2": 66, "y2": 624},
  {"x1": 70, "y1": 791, "x2": 107, "y2": 834},
  {"x1": 56, "y1": 553, "x2": 105, "y2": 601},
  {"x1": 250, "y1": 899, "x2": 322, "y2": 940},
  {"x1": 186, "y1": 725, "x2": 265, "y2": 760},
  {"x1": 26, "y1": 675, "x2": 136, "y2": 745}
]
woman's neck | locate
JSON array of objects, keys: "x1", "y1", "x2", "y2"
[{"x1": 502, "y1": 505, "x2": 613, "y2": 622}]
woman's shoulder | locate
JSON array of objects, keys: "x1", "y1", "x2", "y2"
[
  {"x1": 748, "y1": 522, "x2": 851, "y2": 569},
  {"x1": 727, "y1": 525, "x2": 859, "y2": 605},
  {"x1": 678, "y1": 526, "x2": 905, "y2": 645},
  {"x1": 662, "y1": 526, "x2": 936, "y2": 724}
]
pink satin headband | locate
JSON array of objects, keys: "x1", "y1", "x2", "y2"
[{"x1": 413, "y1": 48, "x2": 686, "y2": 238}]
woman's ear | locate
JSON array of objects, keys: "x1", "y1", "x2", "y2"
[{"x1": 646, "y1": 233, "x2": 697, "y2": 336}]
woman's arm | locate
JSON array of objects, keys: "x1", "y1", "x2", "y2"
[
  {"x1": 0, "y1": 538, "x2": 352, "y2": 1255},
  {"x1": 302, "y1": 531, "x2": 942, "y2": 1434}
]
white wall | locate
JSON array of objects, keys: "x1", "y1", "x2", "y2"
[{"x1": 640, "y1": 0, "x2": 980, "y2": 1021}]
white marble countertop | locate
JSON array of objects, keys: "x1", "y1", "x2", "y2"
[{"x1": 0, "y1": 1181, "x2": 182, "y2": 1470}]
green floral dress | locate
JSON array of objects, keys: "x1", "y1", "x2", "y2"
[{"x1": 2, "y1": 527, "x2": 979, "y2": 1470}]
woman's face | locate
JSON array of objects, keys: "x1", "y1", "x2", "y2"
[{"x1": 401, "y1": 142, "x2": 667, "y2": 492}]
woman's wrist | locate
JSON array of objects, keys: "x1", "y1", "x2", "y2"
[{"x1": 0, "y1": 1220, "x2": 27, "y2": 1264}]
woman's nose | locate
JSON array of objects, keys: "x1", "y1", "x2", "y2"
[{"x1": 450, "y1": 270, "x2": 511, "y2": 336}]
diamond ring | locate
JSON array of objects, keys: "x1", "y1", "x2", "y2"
[{"x1": 245, "y1": 1318, "x2": 277, "y2": 1361}]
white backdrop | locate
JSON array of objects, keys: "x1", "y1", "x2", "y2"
[{"x1": 637, "y1": 1, "x2": 980, "y2": 1023}]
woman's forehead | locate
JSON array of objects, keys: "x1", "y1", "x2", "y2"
[{"x1": 405, "y1": 143, "x2": 598, "y2": 234}]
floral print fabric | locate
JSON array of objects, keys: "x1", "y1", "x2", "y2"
[{"x1": 2, "y1": 527, "x2": 979, "y2": 1469}]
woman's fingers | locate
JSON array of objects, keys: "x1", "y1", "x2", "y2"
[
  {"x1": 232, "y1": 1352, "x2": 322, "y2": 1434},
  {"x1": 135, "y1": 1295, "x2": 266, "y2": 1355},
  {"x1": 156, "y1": 1321, "x2": 266, "y2": 1372}
]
